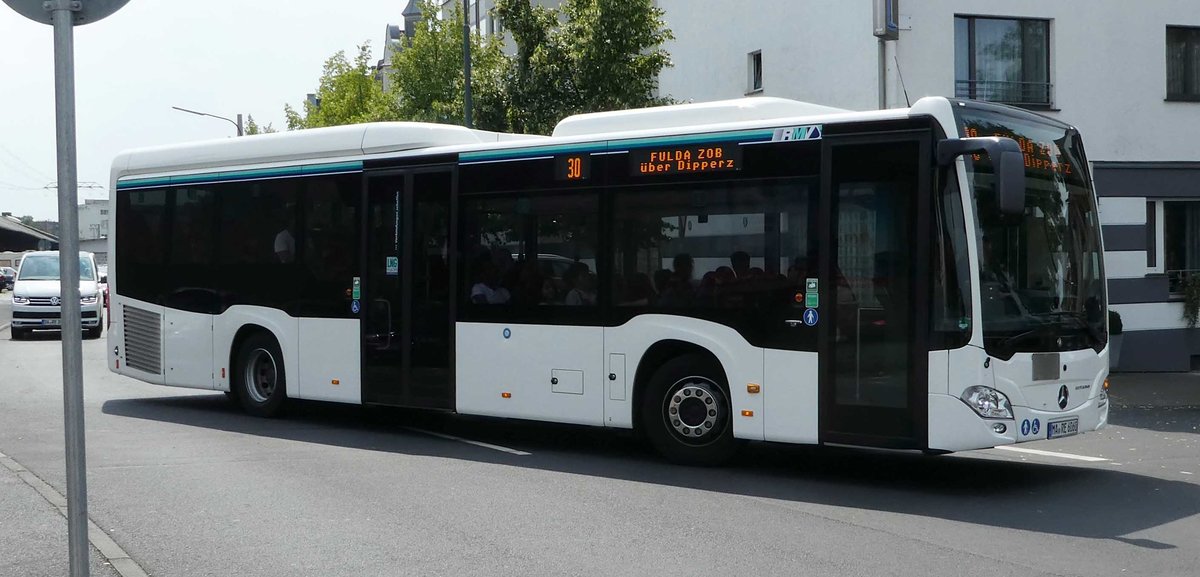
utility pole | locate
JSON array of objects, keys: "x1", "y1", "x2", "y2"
[{"x1": 462, "y1": 0, "x2": 473, "y2": 128}]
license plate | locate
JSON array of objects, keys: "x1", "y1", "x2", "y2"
[
  {"x1": 41, "y1": 319, "x2": 60, "y2": 326},
  {"x1": 1047, "y1": 418, "x2": 1079, "y2": 439}
]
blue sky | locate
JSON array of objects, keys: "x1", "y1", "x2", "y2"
[{"x1": 1, "y1": 0, "x2": 402, "y2": 220}]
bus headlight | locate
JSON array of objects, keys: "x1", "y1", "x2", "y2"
[{"x1": 960, "y1": 386, "x2": 1013, "y2": 419}]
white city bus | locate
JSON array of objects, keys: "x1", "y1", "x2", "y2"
[{"x1": 108, "y1": 97, "x2": 1109, "y2": 464}]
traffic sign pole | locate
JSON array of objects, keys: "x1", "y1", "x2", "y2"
[
  {"x1": 50, "y1": 4, "x2": 89, "y2": 576},
  {"x1": 1, "y1": 2, "x2": 131, "y2": 576}
]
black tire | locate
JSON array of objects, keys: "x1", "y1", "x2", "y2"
[
  {"x1": 11, "y1": 328, "x2": 28, "y2": 340},
  {"x1": 85, "y1": 325, "x2": 102, "y2": 340},
  {"x1": 234, "y1": 332, "x2": 288, "y2": 417},
  {"x1": 640, "y1": 354, "x2": 739, "y2": 466},
  {"x1": 223, "y1": 390, "x2": 239, "y2": 403}
]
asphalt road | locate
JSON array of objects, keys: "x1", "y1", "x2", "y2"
[{"x1": 0, "y1": 310, "x2": 1197, "y2": 576}]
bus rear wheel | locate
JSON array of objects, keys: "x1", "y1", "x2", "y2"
[
  {"x1": 235, "y1": 332, "x2": 287, "y2": 418},
  {"x1": 641, "y1": 354, "x2": 738, "y2": 466}
]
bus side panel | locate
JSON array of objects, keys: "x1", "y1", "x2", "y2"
[
  {"x1": 762, "y1": 349, "x2": 818, "y2": 444},
  {"x1": 456, "y1": 322, "x2": 604, "y2": 426},
  {"x1": 163, "y1": 308, "x2": 214, "y2": 389},
  {"x1": 604, "y1": 315, "x2": 764, "y2": 441},
  {"x1": 212, "y1": 305, "x2": 299, "y2": 398},
  {"x1": 296, "y1": 318, "x2": 361, "y2": 404}
]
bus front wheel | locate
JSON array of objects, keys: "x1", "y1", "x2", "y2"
[
  {"x1": 235, "y1": 332, "x2": 288, "y2": 418},
  {"x1": 641, "y1": 354, "x2": 738, "y2": 466}
]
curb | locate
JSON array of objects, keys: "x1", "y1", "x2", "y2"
[{"x1": 0, "y1": 450, "x2": 150, "y2": 577}]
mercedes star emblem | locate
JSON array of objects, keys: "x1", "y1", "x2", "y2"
[{"x1": 1057, "y1": 384, "x2": 1069, "y2": 410}]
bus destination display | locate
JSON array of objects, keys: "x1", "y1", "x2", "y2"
[
  {"x1": 631, "y1": 143, "x2": 741, "y2": 176},
  {"x1": 963, "y1": 124, "x2": 1072, "y2": 176},
  {"x1": 555, "y1": 153, "x2": 592, "y2": 181}
]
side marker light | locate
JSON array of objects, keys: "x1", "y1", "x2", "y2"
[
  {"x1": 747, "y1": 384, "x2": 761, "y2": 394},
  {"x1": 741, "y1": 410, "x2": 754, "y2": 417},
  {"x1": 502, "y1": 392, "x2": 512, "y2": 399}
]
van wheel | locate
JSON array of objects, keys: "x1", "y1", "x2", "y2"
[
  {"x1": 235, "y1": 332, "x2": 287, "y2": 417},
  {"x1": 11, "y1": 328, "x2": 28, "y2": 340},
  {"x1": 640, "y1": 354, "x2": 738, "y2": 466},
  {"x1": 85, "y1": 326, "x2": 101, "y2": 340}
]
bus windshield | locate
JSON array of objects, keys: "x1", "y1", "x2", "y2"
[
  {"x1": 956, "y1": 103, "x2": 1106, "y2": 359},
  {"x1": 17, "y1": 254, "x2": 96, "y2": 282}
]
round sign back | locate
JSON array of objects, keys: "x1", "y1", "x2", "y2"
[{"x1": 3, "y1": 0, "x2": 130, "y2": 25}]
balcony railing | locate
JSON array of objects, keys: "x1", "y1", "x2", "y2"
[
  {"x1": 955, "y1": 79, "x2": 1054, "y2": 107},
  {"x1": 1167, "y1": 269, "x2": 1200, "y2": 294}
]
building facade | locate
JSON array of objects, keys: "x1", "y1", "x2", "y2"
[
  {"x1": 78, "y1": 198, "x2": 110, "y2": 240},
  {"x1": 655, "y1": 0, "x2": 1200, "y2": 371}
]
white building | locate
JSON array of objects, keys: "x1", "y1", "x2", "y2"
[
  {"x1": 654, "y1": 0, "x2": 1200, "y2": 371},
  {"x1": 78, "y1": 198, "x2": 109, "y2": 241}
]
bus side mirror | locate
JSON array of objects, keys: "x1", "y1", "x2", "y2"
[{"x1": 938, "y1": 137, "x2": 1026, "y2": 216}]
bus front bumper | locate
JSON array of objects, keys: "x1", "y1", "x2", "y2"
[{"x1": 927, "y1": 391, "x2": 1108, "y2": 452}]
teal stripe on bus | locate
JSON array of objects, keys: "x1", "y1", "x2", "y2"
[
  {"x1": 459, "y1": 129, "x2": 777, "y2": 163},
  {"x1": 115, "y1": 160, "x2": 364, "y2": 190}
]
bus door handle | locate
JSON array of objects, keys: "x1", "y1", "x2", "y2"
[{"x1": 784, "y1": 319, "x2": 804, "y2": 327}]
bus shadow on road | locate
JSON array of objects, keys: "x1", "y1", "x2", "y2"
[{"x1": 103, "y1": 393, "x2": 1197, "y2": 549}]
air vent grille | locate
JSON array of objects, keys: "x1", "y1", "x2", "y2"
[{"x1": 123, "y1": 306, "x2": 162, "y2": 375}]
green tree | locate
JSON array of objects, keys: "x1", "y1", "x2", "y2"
[
  {"x1": 18, "y1": 215, "x2": 33, "y2": 227},
  {"x1": 388, "y1": 0, "x2": 508, "y2": 131},
  {"x1": 285, "y1": 42, "x2": 400, "y2": 130},
  {"x1": 495, "y1": 0, "x2": 674, "y2": 134},
  {"x1": 244, "y1": 115, "x2": 276, "y2": 135}
]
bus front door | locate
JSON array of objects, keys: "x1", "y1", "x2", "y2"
[
  {"x1": 362, "y1": 168, "x2": 455, "y2": 410},
  {"x1": 818, "y1": 132, "x2": 930, "y2": 448}
]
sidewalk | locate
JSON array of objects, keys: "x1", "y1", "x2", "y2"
[
  {"x1": 1107, "y1": 372, "x2": 1200, "y2": 409},
  {"x1": 0, "y1": 452, "x2": 118, "y2": 577}
]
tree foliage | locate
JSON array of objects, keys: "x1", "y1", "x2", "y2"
[
  {"x1": 495, "y1": 0, "x2": 674, "y2": 134},
  {"x1": 244, "y1": 115, "x2": 276, "y2": 135},
  {"x1": 284, "y1": 43, "x2": 399, "y2": 130},
  {"x1": 287, "y1": 0, "x2": 673, "y2": 135},
  {"x1": 389, "y1": 1, "x2": 508, "y2": 131}
]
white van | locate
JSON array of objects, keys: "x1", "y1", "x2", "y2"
[{"x1": 10, "y1": 251, "x2": 104, "y2": 340}]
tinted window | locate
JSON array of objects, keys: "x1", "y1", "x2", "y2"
[
  {"x1": 612, "y1": 179, "x2": 812, "y2": 310},
  {"x1": 116, "y1": 188, "x2": 168, "y2": 303},
  {"x1": 461, "y1": 192, "x2": 600, "y2": 318}
]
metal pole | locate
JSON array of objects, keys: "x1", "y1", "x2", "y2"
[
  {"x1": 462, "y1": 0, "x2": 473, "y2": 128},
  {"x1": 878, "y1": 38, "x2": 887, "y2": 109},
  {"x1": 50, "y1": 2, "x2": 89, "y2": 576},
  {"x1": 236, "y1": 113, "x2": 244, "y2": 137}
]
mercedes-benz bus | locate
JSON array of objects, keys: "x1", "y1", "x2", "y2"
[{"x1": 108, "y1": 96, "x2": 1108, "y2": 464}]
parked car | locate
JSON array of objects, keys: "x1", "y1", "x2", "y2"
[
  {"x1": 96, "y1": 265, "x2": 108, "y2": 305},
  {"x1": 0, "y1": 266, "x2": 15, "y2": 291},
  {"x1": 10, "y1": 251, "x2": 104, "y2": 340}
]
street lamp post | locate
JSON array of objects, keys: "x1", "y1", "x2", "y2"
[{"x1": 172, "y1": 106, "x2": 244, "y2": 136}]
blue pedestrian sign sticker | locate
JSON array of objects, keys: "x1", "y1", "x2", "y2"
[
  {"x1": 351, "y1": 300, "x2": 361, "y2": 314},
  {"x1": 803, "y1": 308, "x2": 819, "y2": 326},
  {"x1": 1021, "y1": 419, "x2": 1031, "y2": 436}
]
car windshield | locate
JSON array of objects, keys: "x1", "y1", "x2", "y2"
[
  {"x1": 955, "y1": 103, "x2": 1106, "y2": 358},
  {"x1": 17, "y1": 255, "x2": 96, "y2": 281}
]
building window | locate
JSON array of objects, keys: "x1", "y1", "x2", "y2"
[
  {"x1": 954, "y1": 16, "x2": 1052, "y2": 107},
  {"x1": 747, "y1": 50, "x2": 763, "y2": 94},
  {"x1": 1168, "y1": 26, "x2": 1200, "y2": 101},
  {"x1": 1162, "y1": 201, "x2": 1200, "y2": 292},
  {"x1": 1147, "y1": 201, "x2": 1158, "y2": 269}
]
